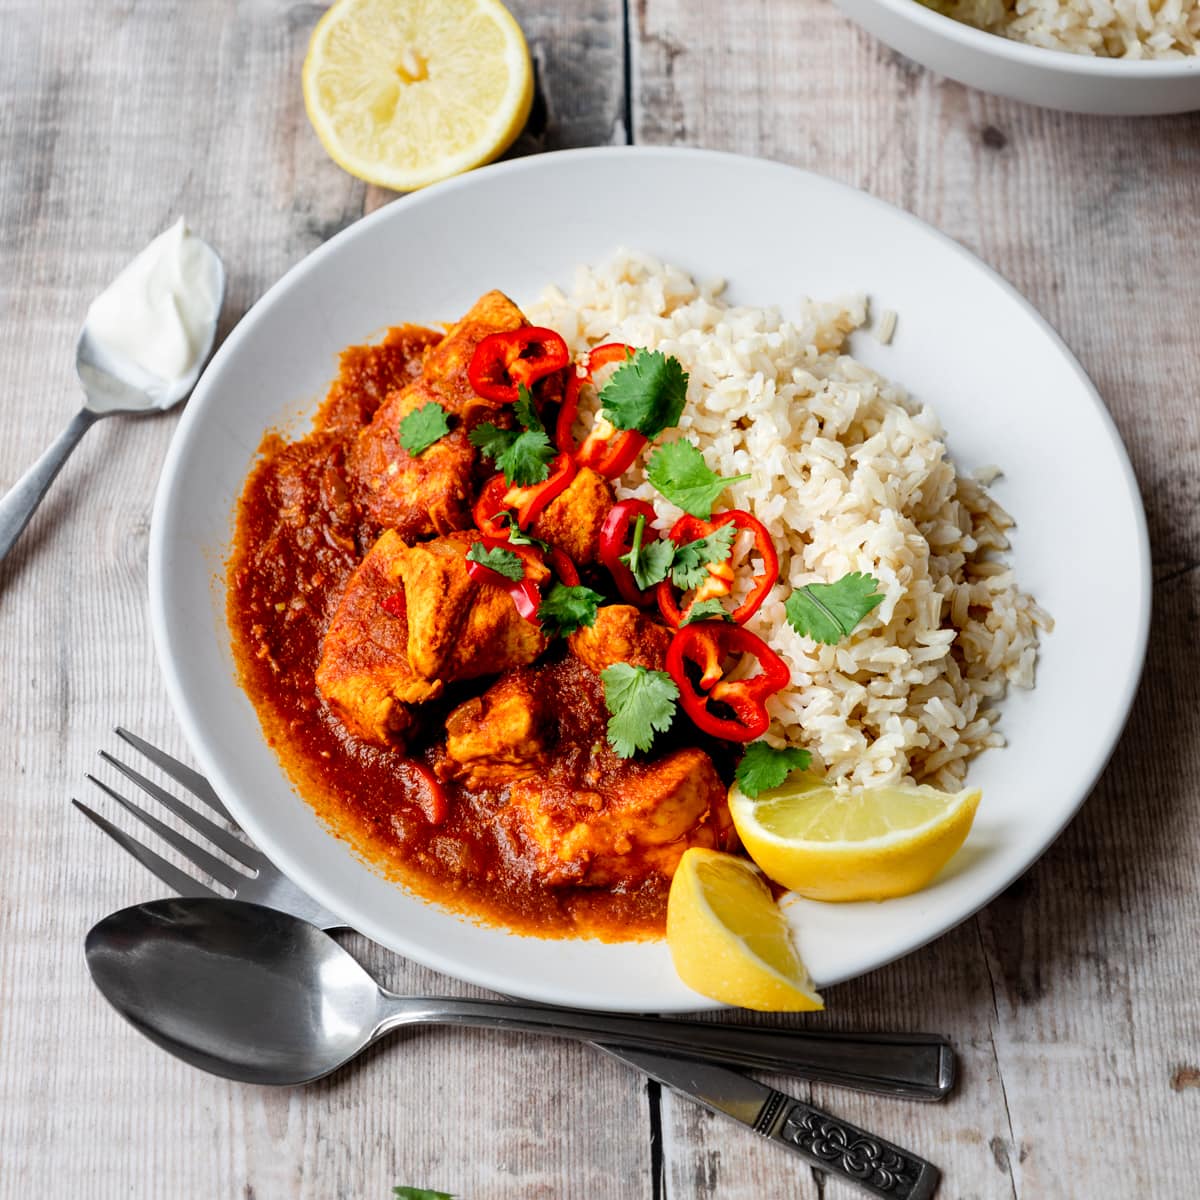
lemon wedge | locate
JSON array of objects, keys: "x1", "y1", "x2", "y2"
[
  {"x1": 728, "y1": 776, "x2": 981, "y2": 903},
  {"x1": 302, "y1": 0, "x2": 533, "y2": 191},
  {"x1": 666, "y1": 848, "x2": 824, "y2": 1012}
]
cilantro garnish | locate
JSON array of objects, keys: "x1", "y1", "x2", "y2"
[
  {"x1": 645, "y1": 441, "x2": 751, "y2": 520},
  {"x1": 393, "y1": 1189, "x2": 456, "y2": 1200},
  {"x1": 734, "y1": 742, "x2": 813, "y2": 798},
  {"x1": 600, "y1": 662, "x2": 680, "y2": 758},
  {"x1": 465, "y1": 542, "x2": 525, "y2": 582},
  {"x1": 538, "y1": 582, "x2": 604, "y2": 638},
  {"x1": 669, "y1": 523, "x2": 736, "y2": 590},
  {"x1": 398, "y1": 402, "x2": 450, "y2": 457},
  {"x1": 598, "y1": 349, "x2": 689, "y2": 439},
  {"x1": 681, "y1": 599, "x2": 735, "y2": 626},
  {"x1": 619, "y1": 514, "x2": 675, "y2": 590},
  {"x1": 468, "y1": 385, "x2": 556, "y2": 487},
  {"x1": 501, "y1": 516, "x2": 551, "y2": 552},
  {"x1": 783, "y1": 572, "x2": 884, "y2": 644}
]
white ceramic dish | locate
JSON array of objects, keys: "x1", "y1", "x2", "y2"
[
  {"x1": 150, "y1": 147, "x2": 1149, "y2": 1012},
  {"x1": 836, "y1": 0, "x2": 1200, "y2": 115}
]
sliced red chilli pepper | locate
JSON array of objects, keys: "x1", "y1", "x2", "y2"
[
  {"x1": 473, "y1": 454, "x2": 576, "y2": 539},
  {"x1": 403, "y1": 760, "x2": 448, "y2": 825},
  {"x1": 464, "y1": 538, "x2": 545, "y2": 625},
  {"x1": 555, "y1": 343, "x2": 647, "y2": 478},
  {"x1": 657, "y1": 509, "x2": 780, "y2": 628},
  {"x1": 598, "y1": 498, "x2": 660, "y2": 607},
  {"x1": 547, "y1": 547, "x2": 580, "y2": 587},
  {"x1": 666, "y1": 621, "x2": 790, "y2": 742},
  {"x1": 468, "y1": 327, "x2": 570, "y2": 403}
]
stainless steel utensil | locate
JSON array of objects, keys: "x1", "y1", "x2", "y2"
[
  {"x1": 74, "y1": 728, "x2": 955, "y2": 1100},
  {"x1": 0, "y1": 238, "x2": 224, "y2": 562}
]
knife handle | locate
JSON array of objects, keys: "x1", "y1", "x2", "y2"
[{"x1": 754, "y1": 1091, "x2": 941, "y2": 1200}]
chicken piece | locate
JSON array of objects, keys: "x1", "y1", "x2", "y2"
[
  {"x1": 443, "y1": 671, "x2": 553, "y2": 786},
  {"x1": 314, "y1": 529, "x2": 435, "y2": 746},
  {"x1": 569, "y1": 605, "x2": 672, "y2": 675},
  {"x1": 393, "y1": 531, "x2": 549, "y2": 684},
  {"x1": 507, "y1": 748, "x2": 733, "y2": 887},
  {"x1": 347, "y1": 291, "x2": 527, "y2": 536},
  {"x1": 347, "y1": 381, "x2": 478, "y2": 540},
  {"x1": 530, "y1": 467, "x2": 614, "y2": 565}
]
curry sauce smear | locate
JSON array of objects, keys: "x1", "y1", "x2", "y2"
[{"x1": 226, "y1": 328, "x2": 670, "y2": 940}]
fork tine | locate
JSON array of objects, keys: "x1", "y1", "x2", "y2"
[
  {"x1": 72, "y1": 799, "x2": 221, "y2": 900},
  {"x1": 113, "y1": 726, "x2": 233, "y2": 821},
  {"x1": 97, "y1": 751, "x2": 265, "y2": 872},
  {"x1": 86, "y1": 775, "x2": 248, "y2": 892}
]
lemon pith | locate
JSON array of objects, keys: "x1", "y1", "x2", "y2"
[
  {"x1": 302, "y1": 0, "x2": 533, "y2": 192},
  {"x1": 728, "y1": 777, "x2": 982, "y2": 903},
  {"x1": 667, "y1": 848, "x2": 823, "y2": 1012}
]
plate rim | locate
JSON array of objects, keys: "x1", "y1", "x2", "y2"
[{"x1": 148, "y1": 145, "x2": 1151, "y2": 1010}]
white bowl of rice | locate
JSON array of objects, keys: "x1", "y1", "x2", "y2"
[{"x1": 836, "y1": 0, "x2": 1200, "y2": 113}]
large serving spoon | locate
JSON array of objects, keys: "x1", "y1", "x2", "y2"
[
  {"x1": 0, "y1": 232, "x2": 224, "y2": 563},
  {"x1": 85, "y1": 897, "x2": 954, "y2": 1095}
]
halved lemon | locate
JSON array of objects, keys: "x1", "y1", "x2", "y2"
[
  {"x1": 666, "y1": 848, "x2": 824, "y2": 1012},
  {"x1": 302, "y1": 0, "x2": 534, "y2": 191},
  {"x1": 728, "y1": 776, "x2": 981, "y2": 902}
]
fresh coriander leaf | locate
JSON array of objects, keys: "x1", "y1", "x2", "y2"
[
  {"x1": 681, "y1": 599, "x2": 735, "y2": 626},
  {"x1": 669, "y1": 523, "x2": 736, "y2": 590},
  {"x1": 468, "y1": 421, "x2": 555, "y2": 488},
  {"x1": 600, "y1": 662, "x2": 679, "y2": 758},
  {"x1": 645, "y1": 441, "x2": 751, "y2": 520},
  {"x1": 783, "y1": 572, "x2": 884, "y2": 645},
  {"x1": 466, "y1": 542, "x2": 525, "y2": 582},
  {"x1": 537, "y1": 583, "x2": 604, "y2": 638},
  {"x1": 468, "y1": 421, "x2": 515, "y2": 459},
  {"x1": 734, "y1": 742, "x2": 813, "y2": 798},
  {"x1": 598, "y1": 349, "x2": 689, "y2": 439},
  {"x1": 393, "y1": 1189, "x2": 456, "y2": 1200},
  {"x1": 513, "y1": 384, "x2": 544, "y2": 433},
  {"x1": 398, "y1": 402, "x2": 451, "y2": 457},
  {"x1": 619, "y1": 514, "x2": 675, "y2": 590}
]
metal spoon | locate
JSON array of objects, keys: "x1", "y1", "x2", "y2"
[
  {"x1": 0, "y1": 235, "x2": 224, "y2": 563},
  {"x1": 85, "y1": 897, "x2": 954, "y2": 1094}
]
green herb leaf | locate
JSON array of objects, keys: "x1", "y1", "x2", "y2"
[
  {"x1": 598, "y1": 349, "x2": 689, "y2": 439},
  {"x1": 619, "y1": 514, "x2": 675, "y2": 590},
  {"x1": 538, "y1": 583, "x2": 605, "y2": 638},
  {"x1": 398, "y1": 402, "x2": 451, "y2": 457},
  {"x1": 783, "y1": 572, "x2": 884, "y2": 645},
  {"x1": 669, "y1": 523, "x2": 736, "y2": 590},
  {"x1": 393, "y1": 1189, "x2": 456, "y2": 1200},
  {"x1": 645, "y1": 441, "x2": 751, "y2": 520},
  {"x1": 468, "y1": 423, "x2": 555, "y2": 488},
  {"x1": 600, "y1": 662, "x2": 680, "y2": 758},
  {"x1": 734, "y1": 742, "x2": 813, "y2": 798},
  {"x1": 466, "y1": 542, "x2": 525, "y2": 582},
  {"x1": 467, "y1": 386, "x2": 555, "y2": 487},
  {"x1": 680, "y1": 599, "x2": 735, "y2": 626}
]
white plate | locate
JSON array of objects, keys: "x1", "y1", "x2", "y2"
[{"x1": 150, "y1": 147, "x2": 1149, "y2": 1013}]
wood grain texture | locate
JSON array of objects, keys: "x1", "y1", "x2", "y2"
[{"x1": 2, "y1": 0, "x2": 1199, "y2": 1196}]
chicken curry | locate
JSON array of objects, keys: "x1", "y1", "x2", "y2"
[{"x1": 228, "y1": 291, "x2": 796, "y2": 939}]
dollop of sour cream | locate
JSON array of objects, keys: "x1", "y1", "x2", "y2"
[{"x1": 85, "y1": 218, "x2": 222, "y2": 385}]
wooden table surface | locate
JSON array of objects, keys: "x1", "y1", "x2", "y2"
[{"x1": 2, "y1": 2, "x2": 1198, "y2": 1196}]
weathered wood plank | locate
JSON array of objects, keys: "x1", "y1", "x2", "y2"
[{"x1": 634, "y1": 1, "x2": 1200, "y2": 1196}]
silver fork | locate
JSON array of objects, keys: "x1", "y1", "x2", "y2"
[{"x1": 75, "y1": 730, "x2": 955, "y2": 1098}]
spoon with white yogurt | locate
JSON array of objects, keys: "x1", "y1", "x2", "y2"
[{"x1": 0, "y1": 219, "x2": 224, "y2": 563}]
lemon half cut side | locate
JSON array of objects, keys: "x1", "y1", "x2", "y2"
[
  {"x1": 728, "y1": 776, "x2": 982, "y2": 903},
  {"x1": 303, "y1": 0, "x2": 534, "y2": 191}
]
